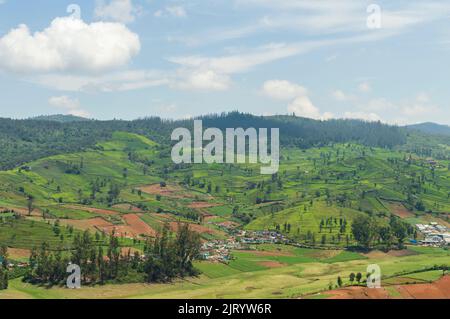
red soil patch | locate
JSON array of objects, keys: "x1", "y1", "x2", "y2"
[
  {"x1": 122, "y1": 214, "x2": 157, "y2": 237},
  {"x1": 327, "y1": 286, "x2": 391, "y2": 299},
  {"x1": 65, "y1": 205, "x2": 118, "y2": 216},
  {"x1": 99, "y1": 214, "x2": 156, "y2": 239},
  {"x1": 397, "y1": 276, "x2": 450, "y2": 299},
  {"x1": 389, "y1": 202, "x2": 414, "y2": 218},
  {"x1": 139, "y1": 184, "x2": 193, "y2": 199},
  {"x1": 188, "y1": 202, "x2": 221, "y2": 209},
  {"x1": 326, "y1": 276, "x2": 450, "y2": 299},
  {"x1": 59, "y1": 217, "x2": 114, "y2": 232},
  {"x1": 258, "y1": 261, "x2": 286, "y2": 268}
]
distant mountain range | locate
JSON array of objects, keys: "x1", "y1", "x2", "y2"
[{"x1": 406, "y1": 122, "x2": 450, "y2": 136}]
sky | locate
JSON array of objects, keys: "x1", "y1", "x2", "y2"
[{"x1": 0, "y1": 0, "x2": 449, "y2": 125}]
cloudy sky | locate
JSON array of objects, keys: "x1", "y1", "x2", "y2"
[{"x1": 0, "y1": 0, "x2": 449, "y2": 124}]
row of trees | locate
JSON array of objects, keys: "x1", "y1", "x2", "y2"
[
  {"x1": 24, "y1": 223, "x2": 201, "y2": 286},
  {"x1": 351, "y1": 215, "x2": 413, "y2": 250}
]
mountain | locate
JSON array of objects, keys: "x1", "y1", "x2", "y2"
[
  {"x1": 0, "y1": 112, "x2": 408, "y2": 170},
  {"x1": 406, "y1": 122, "x2": 450, "y2": 136},
  {"x1": 32, "y1": 114, "x2": 90, "y2": 123}
]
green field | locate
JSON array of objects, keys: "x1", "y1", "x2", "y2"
[{"x1": 0, "y1": 129, "x2": 449, "y2": 299}]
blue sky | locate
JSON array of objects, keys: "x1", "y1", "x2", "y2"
[{"x1": 0, "y1": 0, "x2": 449, "y2": 124}]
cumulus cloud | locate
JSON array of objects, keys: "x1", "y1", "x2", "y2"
[
  {"x1": 48, "y1": 96, "x2": 90, "y2": 117},
  {"x1": 95, "y1": 0, "x2": 141, "y2": 24},
  {"x1": 288, "y1": 96, "x2": 333, "y2": 120},
  {"x1": 0, "y1": 16, "x2": 140, "y2": 73},
  {"x1": 175, "y1": 69, "x2": 231, "y2": 91},
  {"x1": 263, "y1": 80, "x2": 333, "y2": 120},
  {"x1": 262, "y1": 80, "x2": 307, "y2": 100},
  {"x1": 332, "y1": 89, "x2": 356, "y2": 102}
]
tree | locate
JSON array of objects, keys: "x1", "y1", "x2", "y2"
[
  {"x1": 356, "y1": 272, "x2": 362, "y2": 283},
  {"x1": 349, "y1": 272, "x2": 355, "y2": 284},
  {"x1": 390, "y1": 217, "x2": 408, "y2": 249},
  {"x1": 27, "y1": 195, "x2": 35, "y2": 216},
  {"x1": 337, "y1": 276, "x2": 343, "y2": 287},
  {"x1": 351, "y1": 215, "x2": 376, "y2": 249}
]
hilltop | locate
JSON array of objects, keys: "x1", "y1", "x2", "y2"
[
  {"x1": 32, "y1": 114, "x2": 90, "y2": 123},
  {"x1": 406, "y1": 122, "x2": 450, "y2": 136}
]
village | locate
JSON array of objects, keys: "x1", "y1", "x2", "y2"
[
  {"x1": 416, "y1": 222, "x2": 450, "y2": 247},
  {"x1": 199, "y1": 230, "x2": 290, "y2": 263}
]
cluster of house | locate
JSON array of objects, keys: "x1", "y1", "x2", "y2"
[
  {"x1": 238, "y1": 230, "x2": 290, "y2": 245},
  {"x1": 199, "y1": 239, "x2": 242, "y2": 263},
  {"x1": 416, "y1": 222, "x2": 450, "y2": 247},
  {"x1": 199, "y1": 230, "x2": 290, "y2": 263}
]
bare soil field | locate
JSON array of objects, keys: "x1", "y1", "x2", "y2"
[
  {"x1": 388, "y1": 202, "x2": 414, "y2": 218},
  {"x1": 397, "y1": 276, "x2": 450, "y2": 299},
  {"x1": 122, "y1": 214, "x2": 157, "y2": 237},
  {"x1": 326, "y1": 276, "x2": 450, "y2": 299}
]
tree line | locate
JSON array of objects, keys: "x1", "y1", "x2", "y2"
[
  {"x1": 24, "y1": 223, "x2": 201, "y2": 286},
  {"x1": 0, "y1": 112, "x2": 408, "y2": 170},
  {"x1": 351, "y1": 214, "x2": 414, "y2": 250}
]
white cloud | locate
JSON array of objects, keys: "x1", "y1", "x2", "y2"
[
  {"x1": 332, "y1": 89, "x2": 356, "y2": 102},
  {"x1": 262, "y1": 80, "x2": 307, "y2": 100},
  {"x1": 263, "y1": 79, "x2": 332, "y2": 120},
  {"x1": 346, "y1": 93, "x2": 441, "y2": 124},
  {"x1": 175, "y1": 69, "x2": 231, "y2": 91},
  {"x1": 358, "y1": 82, "x2": 371, "y2": 93},
  {"x1": 0, "y1": 16, "x2": 140, "y2": 73},
  {"x1": 288, "y1": 96, "x2": 334, "y2": 120},
  {"x1": 401, "y1": 93, "x2": 438, "y2": 116},
  {"x1": 154, "y1": 6, "x2": 187, "y2": 18},
  {"x1": 95, "y1": 0, "x2": 141, "y2": 24},
  {"x1": 48, "y1": 96, "x2": 90, "y2": 117},
  {"x1": 33, "y1": 70, "x2": 169, "y2": 92}
]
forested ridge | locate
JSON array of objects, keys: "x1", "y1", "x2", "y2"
[{"x1": 0, "y1": 112, "x2": 407, "y2": 170}]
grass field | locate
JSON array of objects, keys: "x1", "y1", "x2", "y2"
[{"x1": 1, "y1": 244, "x2": 448, "y2": 299}]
